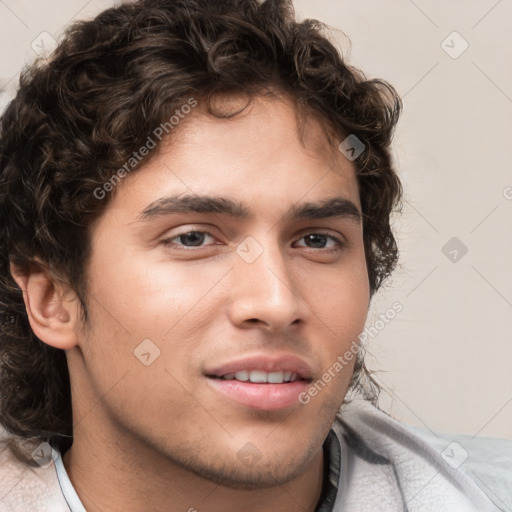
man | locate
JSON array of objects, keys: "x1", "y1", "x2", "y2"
[{"x1": 0, "y1": 1, "x2": 508, "y2": 511}]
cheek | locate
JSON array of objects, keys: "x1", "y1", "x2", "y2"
[
  {"x1": 79, "y1": 250, "x2": 231, "y2": 397},
  {"x1": 303, "y1": 257, "x2": 369, "y2": 332},
  {"x1": 75, "y1": 259, "x2": 214, "y2": 429},
  {"x1": 301, "y1": 258, "x2": 369, "y2": 387},
  {"x1": 320, "y1": 286, "x2": 368, "y2": 369},
  {"x1": 86, "y1": 245, "x2": 230, "y2": 338}
]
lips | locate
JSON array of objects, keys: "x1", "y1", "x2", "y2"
[
  {"x1": 204, "y1": 353, "x2": 314, "y2": 410},
  {"x1": 204, "y1": 354, "x2": 314, "y2": 381}
]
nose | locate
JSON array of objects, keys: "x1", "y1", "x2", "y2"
[{"x1": 227, "y1": 238, "x2": 307, "y2": 331}]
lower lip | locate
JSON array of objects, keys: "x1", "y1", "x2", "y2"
[{"x1": 206, "y1": 377, "x2": 310, "y2": 410}]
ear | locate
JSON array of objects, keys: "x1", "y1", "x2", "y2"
[{"x1": 10, "y1": 260, "x2": 81, "y2": 350}]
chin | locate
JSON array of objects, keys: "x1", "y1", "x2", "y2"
[{"x1": 188, "y1": 457, "x2": 309, "y2": 490}]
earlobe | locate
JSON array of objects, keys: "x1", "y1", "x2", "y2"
[{"x1": 9, "y1": 261, "x2": 80, "y2": 350}]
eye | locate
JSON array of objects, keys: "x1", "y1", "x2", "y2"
[
  {"x1": 161, "y1": 229, "x2": 345, "y2": 253},
  {"x1": 294, "y1": 233, "x2": 344, "y2": 252},
  {"x1": 162, "y1": 230, "x2": 217, "y2": 249}
]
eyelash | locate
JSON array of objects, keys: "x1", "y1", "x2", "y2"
[{"x1": 161, "y1": 229, "x2": 345, "y2": 254}]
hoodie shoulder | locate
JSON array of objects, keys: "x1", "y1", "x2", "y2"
[
  {"x1": 329, "y1": 400, "x2": 507, "y2": 512},
  {"x1": 0, "y1": 435, "x2": 70, "y2": 512}
]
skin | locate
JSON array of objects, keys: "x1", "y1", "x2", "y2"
[{"x1": 13, "y1": 94, "x2": 370, "y2": 512}]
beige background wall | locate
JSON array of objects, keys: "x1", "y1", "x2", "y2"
[{"x1": 1, "y1": 0, "x2": 511, "y2": 438}]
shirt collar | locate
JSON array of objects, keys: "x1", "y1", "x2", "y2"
[{"x1": 314, "y1": 428, "x2": 341, "y2": 512}]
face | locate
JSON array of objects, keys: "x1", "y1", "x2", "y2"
[{"x1": 71, "y1": 94, "x2": 370, "y2": 488}]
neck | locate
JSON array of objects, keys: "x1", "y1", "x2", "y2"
[{"x1": 63, "y1": 425, "x2": 325, "y2": 512}]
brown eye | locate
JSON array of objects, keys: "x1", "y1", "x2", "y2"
[
  {"x1": 295, "y1": 232, "x2": 344, "y2": 251},
  {"x1": 177, "y1": 231, "x2": 207, "y2": 246},
  {"x1": 303, "y1": 234, "x2": 328, "y2": 249}
]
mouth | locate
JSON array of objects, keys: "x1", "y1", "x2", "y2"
[
  {"x1": 208, "y1": 370, "x2": 308, "y2": 384},
  {"x1": 204, "y1": 354, "x2": 314, "y2": 411}
]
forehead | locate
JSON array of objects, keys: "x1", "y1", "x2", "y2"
[{"x1": 100, "y1": 94, "x2": 360, "y2": 222}]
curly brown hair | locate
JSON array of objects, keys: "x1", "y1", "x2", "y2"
[{"x1": 0, "y1": 0, "x2": 402, "y2": 455}]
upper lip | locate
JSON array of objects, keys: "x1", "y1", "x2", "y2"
[{"x1": 204, "y1": 353, "x2": 314, "y2": 381}]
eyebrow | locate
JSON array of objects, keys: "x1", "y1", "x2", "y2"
[{"x1": 138, "y1": 194, "x2": 362, "y2": 223}]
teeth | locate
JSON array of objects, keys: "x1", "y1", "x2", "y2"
[
  {"x1": 267, "y1": 371, "x2": 284, "y2": 384},
  {"x1": 250, "y1": 370, "x2": 268, "y2": 383},
  {"x1": 220, "y1": 370, "x2": 299, "y2": 383}
]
